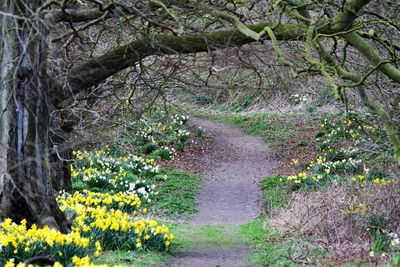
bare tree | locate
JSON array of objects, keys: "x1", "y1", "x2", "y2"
[{"x1": 0, "y1": 0, "x2": 399, "y2": 228}]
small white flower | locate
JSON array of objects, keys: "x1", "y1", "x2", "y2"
[{"x1": 391, "y1": 238, "x2": 400, "y2": 246}]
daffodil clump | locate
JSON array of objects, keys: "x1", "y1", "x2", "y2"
[
  {"x1": 351, "y1": 174, "x2": 396, "y2": 188},
  {"x1": 60, "y1": 203, "x2": 174, "y2": 251},
  {"x1": 1, "y1": 190, "x2": 174, "y2": 265},
  {"x1": 285, "y1": 111, "x2": 394, "y2": 189},
  {"x1": 71, "y1": 149, "x2": 160, "y2": 198},
  {"x1": 316, "y1": 111, "x2": 381, "y2": 152},
  {"x1": 71, "y1": 256, "x2": 128, "y2": 267},
  {"x1": 176, "y1": 129, "x2": 190, "y2": 142},
  {"x1": 57, "y1": 190, "x2": 143, "y2": 213},
  {"x1": 285, "y1": 155, "x2": 359, "y2": 188},
  {"x1": 115, "y1": 110, "x2": 191, "y2": 163},
  {"x1": 134, "y1": 113, "x2": 189, "y2": 146},
  {"x1": 0, "y1": 219, "x2": 90, "y2": 266},
  {"x1": 308, "y1": 156, "x2": 362, "y2": 174},
  {"x1": 342, "y1": 203, "x2": 366, "y2": 215},
  {"x1": 4, "y1": 256, "x2": 129, "y2": 267},
  {"x1": 72, "y1": 150, "x2": 159, "y2": 179}
]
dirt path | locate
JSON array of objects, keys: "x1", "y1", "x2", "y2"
[{"x1": 167, "y1": 117, "x2": 276, "y2": 267}]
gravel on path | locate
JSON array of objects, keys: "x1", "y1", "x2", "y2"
[{"x1": 167, "y1": 117, "x2": 277, "y2": 267}]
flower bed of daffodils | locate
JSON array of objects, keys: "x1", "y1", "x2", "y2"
[
  {"x1": 276, "y1": 111, "x2": 399, "y2": 262},
  {"x1": 0, "y1": 112, "x2": 190, "y2": 266},
  {"x1": 1, "y1": 166, "x2": 174, "y2": 266},
  {"x1": 283, "y1": 112, "x2": 397, "y2": 189}
]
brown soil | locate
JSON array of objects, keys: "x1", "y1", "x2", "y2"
[
  {"x1": 167, "y1": 117, "x2": 277, "y2": 266},
  {"x1": 268, "y1": 116, "x2": 320, "y2": 175}
]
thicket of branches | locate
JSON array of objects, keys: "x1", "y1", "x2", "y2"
[{"x1": 0, "y1": 0, "x2": 399, "y2": 228}]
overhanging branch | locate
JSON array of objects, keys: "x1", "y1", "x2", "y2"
[{"x1": 64, "y1": 22, "x2": 305, "y2": 94}]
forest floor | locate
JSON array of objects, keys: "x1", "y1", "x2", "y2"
[{"x1": 166, "y1": 117, "x2": 277, "y2": 267}]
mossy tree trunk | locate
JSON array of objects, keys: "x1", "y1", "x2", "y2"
[{"x1": 0, "y1": 0, "x2": 69, "y2": 231}]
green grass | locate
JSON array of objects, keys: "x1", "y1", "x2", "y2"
[
  {"x1": 209, "y1": 113, "x2": 295, "y2": 147},
  {"x1": 236, "y1": 176, "x2": 301, "y2": 266},
  {"x1": 94, "y1": 250, "x2": 169, "y2": 267},
  {"x1": 261, "y1": 175, "x2": 290, "y2": 212},
  {"x1": 169, "y1": 224, "x2": 242, "y2": 249},
  {"x1": 248, "y1": 227, "x2": 302, "y2": 267},
  {"x1": 151, "y1": 167, "x2": 202, "y2": 217}
]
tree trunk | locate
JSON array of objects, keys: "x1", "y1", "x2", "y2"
[{"x1": 0, "y1": 0, "x2": 69, "y2": 232}]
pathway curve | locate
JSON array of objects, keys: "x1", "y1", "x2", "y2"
[{"x1": 167, "y1": 117, "x2": 276, "y2": 267}]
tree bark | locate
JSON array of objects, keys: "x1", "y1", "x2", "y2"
[
  {"x1": 0, "y1": 0, "x2": 69, "y2": 232},
  {"x1": 61, "y1": 22, "x2": 305, "y2": 96},
  {"x1": 62, "y1": 0, "x2": 372, "y2": 94}
]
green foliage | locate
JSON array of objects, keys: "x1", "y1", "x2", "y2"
[
  {"x1": 392, "y1": 253, "x2": 400, "y2": 266},
  {"x1": 261, "y1": 175, "x2": 290, "y2": 211},
  {"x1": 231, "y1": 93, "x2": 259, "y2": 112},
  {"x1": 282, "y1": 111, "x2": 398, "y2": 190},
  {"x1": 150, "y1": 147, "x2": 175, "y2": 160},
  {"x1": 306, "y1": 105, "x2": 317, "y2": 113},
  {"x1": 370, "y1": 230, "x2": 391, "y2": 253},
  {"x1": 237, "y1": 220, "x2": 265, "y2": 242},
  {"x1": 195, "y1": 127, "x2": 205, "y2": 138},
  {"x1": 151, "y1": 168, "x2": 202, "y2": 217},
  {"x1": 247, "y1": 176, "x2": 306, "y2": 266},
  {"x1": 142, "y1": 143, "x2": 158, "y2": 154},
  {"x1": 119, "y1": 109, "x2": 190, "y2": 154},
  {"x1": 176, "y1": 142, "x2": 185, "y2": 152},
  {"x1": 248, "y1": 227, "x2": 302, "y2": 267},
  {"x1": 369, "y1": 215, "x2": 389, "y2": 253},
  {"x1": 170, "y1": 224, "x2": 240, "y2": 248},
  {"x1": 195, "y1": 93, "x2": 214, "y2": 105}
]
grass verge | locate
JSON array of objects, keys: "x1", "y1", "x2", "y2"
[
  {"x1": 240, "y1": 175, "x2": 304, "y2": 266},
  {"x1": 210, "y1": 113, "x2": 295, "y2": 148},
  {"x1": 151, "y1": 166, "x2": 202, "y2": 218},
  {"x1": 261, "y1": 175, "x2": 290, "y2": 212},
  {"x1": 94, "y1": 250, "x2": 169, "y2": 267},
  {"x1": 169, "y1": 224, "x2": 242, "y2": 249}
]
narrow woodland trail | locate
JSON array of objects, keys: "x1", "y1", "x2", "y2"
[{"x1": 167, "y1": 118, "x2": 277, "y2": 267}]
